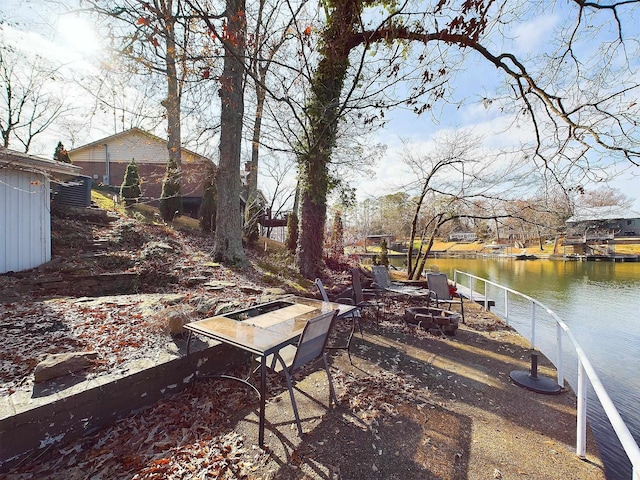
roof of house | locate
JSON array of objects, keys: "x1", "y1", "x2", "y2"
[
  {"x1": 566, "y1": 205, "x2": 640, "y2": 223},
  {"x1": 67, "y1": 127, "x2": 211, "y2": 163},
  {"x1": 0, "y1": 147, "x2": 81, "y2": 179}
]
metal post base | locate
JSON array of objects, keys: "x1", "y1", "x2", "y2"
[{"x1": 510, "y1": 352, "x2": 562, "y2": 395}]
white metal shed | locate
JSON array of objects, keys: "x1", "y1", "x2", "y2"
[{"x1": 1, "y1": 147, "x2": 81, "y2": 274}]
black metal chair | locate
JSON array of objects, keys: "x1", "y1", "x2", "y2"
[{"x1": 262, "y1": 309, "x2": 339, "y2": 437}]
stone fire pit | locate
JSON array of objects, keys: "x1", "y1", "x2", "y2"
[{"x1": 404, "y1": 307, "x2": 459, "y2": 335}]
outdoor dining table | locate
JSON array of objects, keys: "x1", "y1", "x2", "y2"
[{"x1": 184, "y1": 296, "x2": 358, "y2": 446}]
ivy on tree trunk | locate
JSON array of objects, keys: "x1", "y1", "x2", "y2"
[{"x1": 295, "y1": 1, "x2": 355, "y2": 279}]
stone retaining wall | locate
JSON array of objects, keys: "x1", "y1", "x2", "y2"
[{"x1": 0, "y1": 341, "x2": 248, "y2": 471}]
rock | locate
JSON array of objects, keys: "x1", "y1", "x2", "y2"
[
  {"x1": 152, "y1": 304, "x2": 197, "y2": 336},
  {"x1": 34, "y1": 351, "x2": 99, "y2": 383},
  {"x1": 258, "y1": 291, "x2": 290, "y2": 303},
  {"x1": 215, "y1": 302, "x2": 242, "y2": 316},
  {"x1": 140, "y1": 242, "x2": 175, "y2": 260},
  {"x1": 238, "y1": 285, "x2": 262, "y2": 295},
  {"x1": 190, "y1": 296, "x2": 218, "y2": 314},
  {"x1": 263, "y1": 287, "x2": 287, "y2": 296},
  {"x1": 204, "y1": 281, "x2": 236, "y2": 290},
  {"x1": 186, "y1": 276, "x2": 207, "y2": 287}
]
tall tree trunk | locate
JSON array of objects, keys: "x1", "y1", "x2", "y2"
[
  {"x1": 161, "y1": 4, "x2": 183, "y2": 217},
  {"x1": 406, "y1": 187, "x2": 430, "y2": 278},
  {"x1": 248, "y1": 74, "x2": 265, "y2": 198},
  {"x1": 242, "y1": 76, "x2": 265, "y2": 244},
  {"x1": 213, "y1": 0, "x2": 247, "y2": 265},
  {"x1": 296, "y1": 1, "x2": 356, "y2": 279},
  {"x1": 414, "y1": 215, "x2": 446, "y2": 280}
]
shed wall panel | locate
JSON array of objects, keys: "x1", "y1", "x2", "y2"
[{"x1": 0, "y1": 169, "x2": 50, "y2": 273}]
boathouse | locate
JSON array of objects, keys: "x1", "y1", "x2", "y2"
[
  {"x1": 566, "y1": 206, "x2": 640, "y2": 238},
  {"x1": 564, "y1": 206, "x2": 640, "y2": 259}
]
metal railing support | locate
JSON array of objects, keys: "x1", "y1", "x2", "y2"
[
  {"x1": 453, "y1": 269, "x2": 640, "y2": 478},
  {"x1": 504, "y1": 290, "x2": 510, "y2": 325},
  {"x1": 530, "y1": 302, "x2": 537, "y2": 350},
  {"x1": 556, "y1": 323, "x2": 564, "y2": 388},
  {"x1": 577, "y1": 359, "x2": 587, "y2": 458},
  {"x1": 484, "y1": 281, "x2": 489, "y2": 310}
]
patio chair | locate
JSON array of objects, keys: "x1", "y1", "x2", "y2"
[
  {"x1": 351, "y1": 268, "x2": 384, "y2": 324},
  {"x1": 263, "y1": 309, "x2": 339, "y2": 437},
  {"x1": 426, "y1": 273, "x2": 465, "y2": 323},
  {"x1": 314, "y1": 278, "x2": 363, "y2": 363},
  {"x1": 371, "y1": 265, "x2": 431, "y2": 298}
]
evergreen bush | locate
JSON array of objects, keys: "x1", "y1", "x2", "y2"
[
  {"x1": 53, "y1": 141, "x2": 71, "y2": 163},
  {"x1": 199, "y1": 163, "x2": 217, "y2": 233},
  {"x1": 379, "y1": 238, "x2": 389, "y2": 268},
  {"x1": 120, "y1": 158, "x2": 142, "y2": 206},
  {"x1": 159, "y1": 157, "x2": 183, "y2": 221},
  {"x1": 329, "y1": 211, "x2": 345, "y2": 259}
]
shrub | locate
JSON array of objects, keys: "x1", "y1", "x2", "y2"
[
  {"x1": 159, "y1": 157, "x2": 183, "y2": 221},
  {"x1": 199, "y1": 163, "x2": 217, "y2": 232},
  {"x1": 379, "y1": 238, "x2": 389, "y2": 267},
  {"x1": 329, "y1": 211, "x2": 345, "y2": 259},
  {"x1": 285, "y1": 210, "x2": 299, "y2": 253},
  {"x1": 120, "y1": 158, "x2": 142, "y2": 206},
  {"x1": 53, "y1": 141, "x2": 71, "y2": 163}
]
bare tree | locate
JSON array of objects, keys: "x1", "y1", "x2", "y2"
[
  {"x1": 188, "y1": 0, "x2": 248, "y2": 263},
  {"x1": 258, "y1": 153, "x2": 297, "y2": 238},
  {"x1": 286, "y1": 0, "x2": 639, "y2": 278},
  {"x1": 84, "y1": 0, "x2": 218, "y2": 219},
  {"x1": 576, "y1": 186, "x2": 634, "y2": 209},
  {"x1": 0, "y1": 46, "x2": 71, "y2": 152}
]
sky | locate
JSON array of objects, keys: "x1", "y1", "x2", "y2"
[{"x1": 1, "y1": 1, "x2": 639, "y2": 211}]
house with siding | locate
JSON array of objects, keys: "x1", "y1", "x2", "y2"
[
  {"x1": 68, "y1": 128, "x2": 213, "y2": 216},
  {"x1": 1, "y1": 147, "x2": 81, "y2": 274},
  {"x1": 566, "y1": 206, "x2": 640, "y2": 238}
]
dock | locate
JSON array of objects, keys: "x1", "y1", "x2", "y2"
[{"x1": 455, "y1": 284, "x2": 495, "y2": 310}]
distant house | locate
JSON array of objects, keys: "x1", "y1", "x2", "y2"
[
  {"x1": 68, "y1": 128, "x2": 213, "y2": 217},
  {"x1": 1, "y1": 147, "x2": 81, "y2": 274},
  {"x1": 566, "y1": 206, "x2": 640, "y2": 238},
  {"x1": 448, "y1": 231, "x2": 477, "y2": 242}
]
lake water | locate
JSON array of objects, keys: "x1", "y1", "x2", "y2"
[{"x1": 392, "y1": 257, "x2": 640, "y2": 478}]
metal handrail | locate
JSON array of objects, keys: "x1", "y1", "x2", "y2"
[{"x1": 454, "y1": 269, "x2": 640, "y2": 479}]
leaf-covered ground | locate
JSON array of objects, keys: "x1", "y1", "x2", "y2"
[
  {"x1": 0, "y1": 208, "x2": 312, "y2": 397},
  {"x1": 1, "y1": 206, "x2": 605, "y2": 479}
]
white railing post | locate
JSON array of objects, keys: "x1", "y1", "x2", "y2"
[
  {"x1": 577, "y1": 359, "x2": 587, "y2": 458},
  {"x1": 484, "y1": 281, "x2": 489, "y2": 310},
  {"x1": 530, "y1": 302, "x2": 537, "y2": 350},
  {"x1": 454, "y1": 270, "x2": 640, "y2": 476},
  {"x1": 504, "y1": 290, "x2": 510, "y2": 326},
  {"x1": 556, "y1": 323, "x2": 564, "y2": 388}
]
